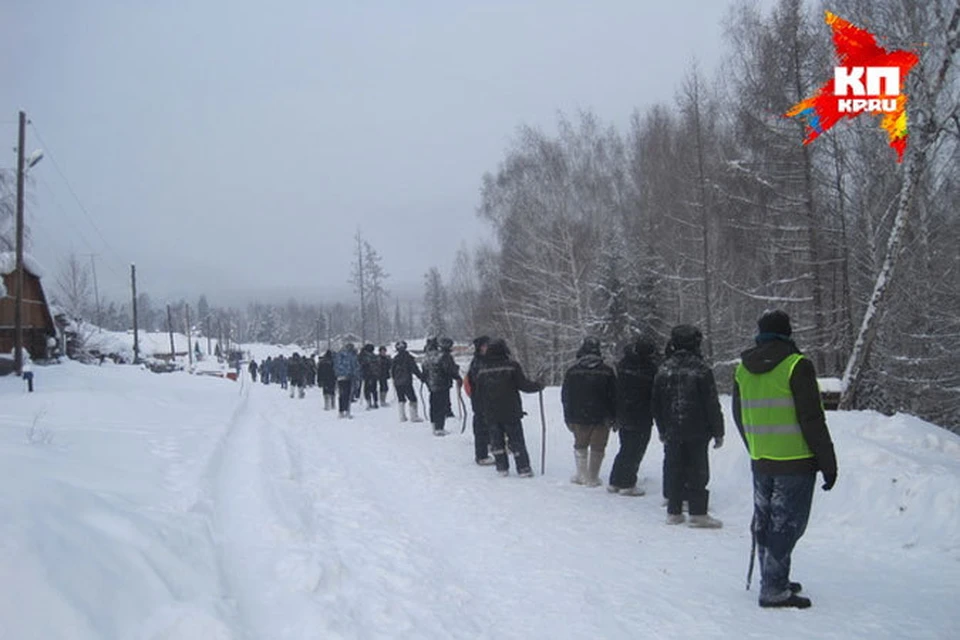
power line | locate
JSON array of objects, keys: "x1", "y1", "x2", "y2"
[
  {"x1": 34, "y1": 173, "x2": 122, "y2": 279},
  {"x1": 28, "y1": 121, "x2": 128, "y2": 270},
  {"x1": 25, "y1": 213, "x2": 70, "y2": 261}
]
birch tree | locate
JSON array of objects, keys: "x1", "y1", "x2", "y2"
[{"x1": 837, "y1": 0, "x2": 960, "y2": 409}]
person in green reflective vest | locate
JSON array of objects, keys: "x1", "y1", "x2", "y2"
[{"x1": 733, "y1": 310, "x2": 838, "y2": 610}]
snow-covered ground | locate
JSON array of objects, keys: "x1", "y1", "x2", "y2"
[{"x1": 1, "y1": 362, "x2": 958, "y2": 639}]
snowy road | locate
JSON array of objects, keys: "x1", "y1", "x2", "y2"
[
  {"x1": 1, "y1": 364, "x2": 958, "y2": 639},
  {"x1": 200, "y1": 379, "x2": 960, "y2": 639}
]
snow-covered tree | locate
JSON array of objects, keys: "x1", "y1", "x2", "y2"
[
  {"x1": 54, "y1": 253, "x2": 93, "y2": 320},
  {"x1": 422, "y1": 267, "x2": 449, "y2": 338}
]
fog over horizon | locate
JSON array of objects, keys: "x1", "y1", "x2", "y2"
[{"x1": 4, "y1": 0, "x2": 749, "y2": 308}]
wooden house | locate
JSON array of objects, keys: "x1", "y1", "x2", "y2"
[{"x1": 0, "y1": 255, "x2": 57, "y2": 362}]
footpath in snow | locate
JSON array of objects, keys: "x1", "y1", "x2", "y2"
[{"x1": 1, "y1": 362, "x2": 958, "y2": 639}]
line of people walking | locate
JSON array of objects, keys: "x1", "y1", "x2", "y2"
[
  {"x1": 249, "y1": 309, "x2": 837, "y2": 610},
  {"x1": 251, "y1": 344, "x2": 392, "y2": 413},
  {"x1": 465, "y1": 310, "x2": 837, "y2": 609}
]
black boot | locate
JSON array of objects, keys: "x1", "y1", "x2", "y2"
[
  {"x1": 514, "y1": 450, "x2": 532, "y2": 477},
  {"x1": 760, "y1": 594, "x2": 811, "y2": 609}
]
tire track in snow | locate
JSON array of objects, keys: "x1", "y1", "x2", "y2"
[
  {"x1": 276, "y1": 396, "x2": 732, "y2": 639},
  {"x1": 210, "y1": 385, "x2": 494, "y2": 639}
]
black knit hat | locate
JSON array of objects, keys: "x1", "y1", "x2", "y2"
[
  {"x1": 577, "y1": 336, "x2": 602, "y2": 358},
  {"x1": 758, "y1": 310, "x2": 792, "y2": 337},
  {"x1": 669, "y1": 325, "x2": 702, "y2": 352},
  {"x1": 633, "y1": 335, "x2": 658, "y2": 356},
  {"x1": 487, "y1": 338, "x2": 508, "y2": 358}
]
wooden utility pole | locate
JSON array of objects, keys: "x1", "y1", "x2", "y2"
[
  {"x1": 131, "y1": 264, "x2": 140, "y2": 363},
  {"x1": 185, "y1": 304, "x2": 193, "y2": 366},
  {"x1": 167, "y1": 305, "x2": 175, "y2": 357},
  {"x1": 13, "y1": 111, "x2": 26, "y2": 375}
]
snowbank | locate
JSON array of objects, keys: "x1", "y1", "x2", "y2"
[
  {"x1": 818, "y1": 377, "x2": 844, "y2": 393},
  {"x1": 0, "y1": 362, "x2": 241, "y2": 638}
]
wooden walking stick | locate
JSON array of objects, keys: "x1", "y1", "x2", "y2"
[{"x1": 538, "y1": 389, "x2": 547, "y2": 475}]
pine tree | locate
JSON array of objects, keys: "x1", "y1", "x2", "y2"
[
  {"x1": 364, "y1": 241, "x2": 389, "y2": 344},
  {"x1": 393, "y1": 300, "x2": 403, "y2": 341},
  {"x1": 349, "y1": 230, "x2": 367, "y2": 341},
  {"x1": 422, "y1": 267, "x2": 448, "y2": 338}
]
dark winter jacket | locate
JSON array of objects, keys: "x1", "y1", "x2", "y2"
[
  {"x1": 421, "y1": 348, "x2": 461, "y2": 392},
  {"x1": 615, "y1": 347, "x2": 659, "y2": 431},
  {"x1": 651, "y1": 348, "x2": 724, "y2": 443},
  {"x1": 288, "y1": 356, "x2": 306, "y2": 386},
  {"x1": 474, "y1": 339, "x2": 542, "y2": 424},
  {"x1": 333, "y1": 346, "x2": 361, "y2": 380},
  {"x1": 378, "y1": 354, "x2": 392, "y2": 382},
  {"x1": 466, "y1": 354, "x2": 486, "y2": 412},
  {"x1": 464, "y1": 336, "x2": 491, "y2": 411},
  {"x1": 359, "y1": 347, "x2": 381, "y2": 380},
  {"x1": 561, "y1": 354, "x2": 617, "y2": 426},
  {"x1": 391, "y1": 350, "x2": 423, "y2": 387},
  {"x1": 248, "y1": 360, "x2": 258, "y2": 374},
  {"x1": 732, "y1": 338, "x2": 838, "y2": 478},
  {"x1": 317, "y1": 352, "x2": 336, "y2": 390}
]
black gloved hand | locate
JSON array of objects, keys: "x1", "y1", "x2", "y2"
[{"x1": 822, "y1": 470, "x2": 837, "y2": 491}]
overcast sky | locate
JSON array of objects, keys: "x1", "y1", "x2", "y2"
[{"x1": 4, "y1": 0, "x2": 753, "y2": 307}]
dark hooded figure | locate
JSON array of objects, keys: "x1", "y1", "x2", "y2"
[
  {"x1": 464, "y1": 335, "x2": 494, "y2": 465},
  {"x1": 390, "y1": 341, "x2": 425, "y2": 422},
  {"x1": 652, "y1": 325, "x2": 724, "y2": 529},
  {"x1": 561, "y1": 337, "x2": 617, "y2": 488},
  {"x1": 248, "y1": 359, "x2": 258, "y2": 383},
  {"x1": 377, "y1": 346, "x2": 392, "y2": 406},
  {"x1": 733, "y1": 310, "x2": 837, "y2": 609},
  {"x1": 317, "y1": 350, "x2": 337, "y2": 410},
  {"x1": 420, "y1": 337, "x2": 461, "y2": 435},
  {"x1": 359, "y1": 343, "x2": 381, "y2": 409},
  {"x1": 262, "y1": 357, "x2": 272, "y2": 384},
  {"x1": 276, "y1": 354, "x2": 288, "y2": 389},
  {"x1": 607, "y1": 335, "x2": 661, "y2": 495},
  {"x1": 288, "y1": 352, "x2": 307, "y2": 399},
  {"x1": 473, "y1": 338, "x2": 542, "y2": 477}
]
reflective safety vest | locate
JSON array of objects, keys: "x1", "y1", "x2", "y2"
[{"x1": 735, "y1": 353, "x2": 815, "y2": 461}]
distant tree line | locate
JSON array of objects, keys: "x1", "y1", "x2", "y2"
[{"x1": 50, "y1": 242, "x2": 423, "y2": 355}]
